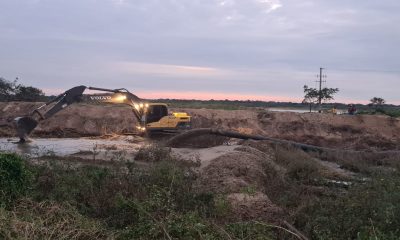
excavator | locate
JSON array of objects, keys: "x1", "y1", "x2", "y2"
[{"x1": 14, "y1": 85, "x2": 191, "y2": 142}]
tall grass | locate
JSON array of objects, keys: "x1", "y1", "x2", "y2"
[
  {"x1": 2, "y1": 144, "x2": 400, "y2": 239},
  {"x1": 0, "y1": 151, "x2": 285, "y2": 239}
]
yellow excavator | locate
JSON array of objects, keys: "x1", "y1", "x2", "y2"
[{"x1": 14, "y1": 85, "x2": 191, "y2": 142}]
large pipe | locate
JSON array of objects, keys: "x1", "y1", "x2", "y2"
[{"x1": 165, "y1": 128, "x2": 400, "y2": 155}]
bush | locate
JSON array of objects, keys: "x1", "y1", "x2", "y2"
[
  {"x1": 0, "y1": 77, "x2": 47, "y2": 102},
  {"x1": 0, "y1": 153, "x2": 32, "y2": 207},
  {"x1": 31, "y1": 158, "x2": 217, "y2": 231},
  {"x1": 135, "y1": 144, "x2": 173, "y2": 162},
  {"x1": 225, "y1": 222, "x2": 275, "y2": 240},
  {"x1": 2, "y1": 148, "x2": 329, "y2": 239},
  {"x1": 296, "y1": 172, "x2": 400, "y2": 239},
  {"x1": 0, "y1": 199, "x2": 113, "y2": 240},
  {"x1": 378, "y1": 109, "x2": 400, "y2": 118},
  {"x1": 273, "y1": 146, "x2": 321, "y2": 183}
]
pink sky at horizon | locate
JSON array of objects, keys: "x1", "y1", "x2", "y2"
[{"x1": 41, "y1": 88, "x2": 397, "y2": 105}]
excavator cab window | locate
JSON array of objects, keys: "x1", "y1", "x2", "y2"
[{"x1": 146, "y1": 105, "x2": 168, "y2": 123}]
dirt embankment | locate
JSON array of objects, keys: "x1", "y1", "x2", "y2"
[
  {"x1": 0, "y1": 102, "x2": 137, "y2": 138},
  {"x1": 1, "y1": 102, "x2": 400, "y2": 150},
  {"x1": 182, "y1": 108, "x2": 400, "y2": 150}
]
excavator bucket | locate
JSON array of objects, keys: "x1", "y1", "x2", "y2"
[
  {"x1": 15, "y1": 116, "x2": 38, "y2": 143},
  {"x1": 13, "y1": 85, "x2": 87, "y2": 143}
]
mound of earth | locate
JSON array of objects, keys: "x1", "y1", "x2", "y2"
[
  {"x1": 0, "y1": 102, "x2": 137, "y2": 137},
  {"x1": 195, "y1": 146, "x2": 284, "y2": 194},
  {"x1": 191, "y1": 143, "x2": 285, "y2": 221},
  {"x1": 181, "y1": 108, "x2": 400, "y2": 150}
]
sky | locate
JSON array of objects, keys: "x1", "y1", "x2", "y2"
[{"x1": 0, "y1": 0, "x2": 399, "y2": 104}]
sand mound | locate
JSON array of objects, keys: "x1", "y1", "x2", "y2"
[
  {"x1": 192, "y1": 143, "x2": 285, "y2": 220},
  {"x1": 195, "y1": 149, "x2": 282, "y2": 194},
  {"x1": 180, "y1": 108, "x2": 262, "y2": 134},
  {"x1": 0, "y1": 102, "x2": 137, "y2": 137},
  {"x1": 182, "y1": 108, "x2": 400, "y2": 150}
]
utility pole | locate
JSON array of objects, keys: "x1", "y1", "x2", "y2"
[{"x1": 317, "y1": 67, "x2": 326, "y2": 113}]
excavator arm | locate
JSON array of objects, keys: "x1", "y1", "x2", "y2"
[{"x1": 15, "y1": 85, "x2": 146, "y2": 142}]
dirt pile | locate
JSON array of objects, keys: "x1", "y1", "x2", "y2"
[
  {"x1": 0, "y1": 102, "x2": 137, "y2": 137},
  {"x1": 194, "y1": 144, "x2": 285, "y2": 221},
  {"x1": 181, "y1": 108, "x2": 262, "y2": 135},
  {"x1": 196, "y1": 151, "x2": 277, "y2": 194},
  {"x1": 180, "y1": 108, "x2": 400, "y2": 150}
]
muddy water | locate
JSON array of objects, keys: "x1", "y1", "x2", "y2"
[{"x1": 0, "y1": 137, "x2": 145, "y2": 157}]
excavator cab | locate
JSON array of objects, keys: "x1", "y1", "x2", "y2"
[
  {"x1": 144, "y1": 103, "x2": 191, "y2": 131},
  {"x1": 146, "y1": 104, "x2": 168, "y2": 123}
]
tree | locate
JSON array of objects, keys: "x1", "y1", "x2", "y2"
[
  {"x1": 14, "y1": 85, "x2": 46, "y2": 102},
  {"x1": 302, "y1": 85, "x2": 319, "y2": 112},
  {"x1": 369, "y1": 97, "x2": 386, "y2": 110},
  {"x1": 0, "y1": 78, "x2": 17, "y2": 101},
  {"x1": 302, "y1": 85, "x2": 339, "y2": 112},
  {"x1": 0, "y1": 77, "x2": 46, "y2": 102}
]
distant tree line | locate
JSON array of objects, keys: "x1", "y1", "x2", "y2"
[
  {"x1": 0, "y1": 77, "x2": 47, "y2": 102},
  {"x1": 151, "y1": 98, "x2": 400, "y2": 112}
]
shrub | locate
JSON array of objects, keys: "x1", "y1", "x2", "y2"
[
  {"x1": 0, "y1": 199, "x2": 113, "y2": 240},
  {"x1": 273, "y1": 146, "x2": 321, "y2": 183},
  {"x1": 317, "y1": 151, "x2": 400, "y2": 174},
  {"x1": 0, "y1": 153, "x2": 32, "y2": 207},
  {"x1": 225, "y1": 222, "x2": 275, "y2": 240},
  {"x1": 31, "y1": 158, "x2": 217, "y2": 230},
  {"x1": 296, "y1": 172, "x2": 400, "y2": 239},
  {"x1": 135, "y1": 144, "x2": 172, "y2": 162}
]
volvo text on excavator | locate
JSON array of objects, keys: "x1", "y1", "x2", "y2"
[{"x1": 14, "y1": 86, "x2": 191, "y2": 142}]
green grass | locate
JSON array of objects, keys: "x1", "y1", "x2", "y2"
[
  {"x1": 2, "y1": 146, "x2": 400, "y2": 239},
  {"x1": 358, "y1": 108, "x2": 400, "y2": 118},
  {"x1": 0, "y1": 152, "x2": 284, "y2": 239},
  {"x1": 0, "y1": 153, "x2": 32, "y2": 207},
  {"x1": 296, "y1": 171, "x2": 400, "y2": 240},
  {"x1": 378, "y1": 109, "x2": 400, "y2": 118}
]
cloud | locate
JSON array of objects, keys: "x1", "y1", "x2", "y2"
[
  {"x1": 0, "y1": 0, "x2": 399, "y2": 104},
  {"x1": 110, "y1": 61, "x2": 231, "y2": 78},
  {"x1": 256, "y1": 0, "x2": 282, "y2": 12}
]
